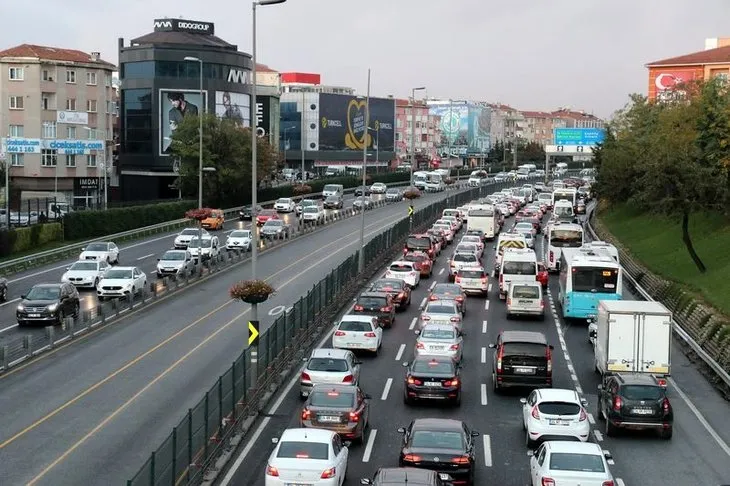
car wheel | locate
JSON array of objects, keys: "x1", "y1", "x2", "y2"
[
  {"x1": 597, "y1": 401, "x2": 605, "y2": 420},
  {"x1": 403, "y1": 393, "x2": 412, "y2": 405},
  {"x1": 57, "y1": 309, "x2": 66, "y2": 325},
  {"x1": 73, "y1": 302, "x2": 80, "y2": 318},
  {"x1": 453, "y1": 392, "x2": 461, "y2": 407},
  {"x1": 492, "y1": 373, "x2": 500, "y2": 393},
  {"x1": 0, "y1": 287, "x2": 6, "y2": 302},
  {"x1": 605, "y1": 418, "x2": 617, "y2": 437},
  {"x1": 525, "y1": 431, "x2": 535, "y2": 449},
  {"x1": 660, "y1": 427, "x2": 673, "y2": 440}
]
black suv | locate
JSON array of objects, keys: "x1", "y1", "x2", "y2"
[
  {"x1": 353, "y1": 291, "x2": 396, "y2": 327},
  {"x1": 239, "y1": 204, "x2": 263, "y2": 221},
  {"x1": 361, "y1": 467, "x2": 453, "y2": 485},
  {"x1": 489, "y1": 330, "x2": 553, "y2": 392},
  {"x1": 17, "y1": 282, "x2": 80, "y2": 326},
  {"x1": 597, "y1": 373, "x2": 673, "y2": 439}
]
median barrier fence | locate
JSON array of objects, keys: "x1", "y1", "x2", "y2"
[{"x1": 125, "y1": 183, "x2": 489, "y2": 486}]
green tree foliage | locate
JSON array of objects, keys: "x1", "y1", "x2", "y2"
[
  {"x1": 595, "y1": 79, "x2": 730, "y2": 272},
  {"x1": 169, "y1": 114, "x2": 279, "y2": 208}
]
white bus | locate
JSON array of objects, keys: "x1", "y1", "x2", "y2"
[
  {"x1": 545, "y1": 221, "x2": 584, "y2": 272},
  {"x1": 558, "y1": 247, "x2": 622, "y2": 319},
  {"x1": 584, "y1": 241, "x2": 619, "y2": 264},
  {"x1": 552, "y1": 188, "x2": 577, "y2": 208},
  {"x1": 467, "y1": 204, "x2": 500, "y2": 240}
]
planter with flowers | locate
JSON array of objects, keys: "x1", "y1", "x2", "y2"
[
  {"x1": 185, "y1": 207, "x2": 214, "y2": 222},
  {"x1": 230, "y1": 279, "x2": 276, "y2": 305},
  {"x1": 403, "y1": 188, "x2": 421, "y2": 200},
  {"x1": 292, "y1": 184, "x2": 313, "y2": 196},
  {"x1": 444, "y1": 177, "x2": 455, "y2": 185}
]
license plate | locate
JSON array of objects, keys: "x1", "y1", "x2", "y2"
[
  {"x1": 548, "y1": 419, "x2": 569, "y2": 426},
  {"x1": 28, "y1": 313, "x2": 41, "y2": 318},
  {"x1": 346, "y1": 343, "x2": 359, "y2": 348},
  {"x1": 430, "y1": 346, "x2": 445, "y2": 351},
  {"x1": 318, "y1": 415, "x2": 340, "y2": 423},
  {"x1": 518, "y1": 300, "x2": 533, "y2": 304},
  {"x1": 513, "y1": 367, "x2": 535, "y2": 374},
  {"x1": 285, "y1": 483, "x2": 311, "y2": 486},
  {"x1": 424, "y1": 381, "x2": 441, "y2": 387},
  {"x1": 631, "y1": 408, "x2": 653, "y2": 415}
]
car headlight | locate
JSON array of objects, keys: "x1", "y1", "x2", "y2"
[
  {"x1": 47, "y1": 303, "x2": 59, "y2": 312},
  {"x1": 123, "y1": 283, "x2": 133, "y2": 290},
  {"x1": 61, "y1": 273, "x2": 69, "y2": 281},
  {"x1": 17, "y1": 304, "x2": 24, "y2": 312}
]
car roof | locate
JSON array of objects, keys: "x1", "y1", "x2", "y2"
[
  {"x1": 433, "y1": 283, "x2": 460, "y2": 290},
  {"x1": 501, "y1": 330, "x2": 547, "y2": 345},
  {"x1": 412, "y1": 418, "x2": 464, "y2": 432},
  {"x1": 544, "y1": 440, "x2": 602, "y2": 455},
  {"x1": 310, "y1": 384, "x2": 358, "y2": 394},
  {"x1": 34, "y1": 283, "x2": 63, "y2": 288},
  {"x1": 390, "y1": 260, "x2": 415, "y2": 266},
  {"x1": 375, "y1": 467, "x2": 436, "y2": 484},
  {"x1": 535, "y1": 388, "x2": 579, "y2": 402},
  {"x1": 339, "y1": 314, "x2": 376, "y2": 323},
  {"x1": 614, "y1": 372, "x2": 662, "y2": 386},
  {"x1": 109, "y1": 266, "x2": 137, "y2": 271},
  {"x1": 280, "y1": 427, "x2": 336, "y2": 442},
  {"x1": 310, "y1": 348, "x2": 350, "y2": 359}
]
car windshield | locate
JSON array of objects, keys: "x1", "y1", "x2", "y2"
[
  {"x1": 407, "y1": 237, "x2": 431, "y2": 249},
  {"x1": 389, "y1": 263, "x2": 413, "y2": 272},
  {"x1": 425, "y1": 303, "x2": 456, "y2": 314},
  {"x1": 550, "y1": 229, "x2": 583, "y2": 247},
  {"x1": 180, "y1": 228, "x2": 199, "y2": 236},
  {"x1": 410, "y1": 430, "x2": 463, "y2": 450},
  {"x1": 309, "y1": 390, "x2": 356, "y2": 408},
  {"x1": 512, "y1": 285, "x2": 540, "y2": 299},
  {"x1": 161, "y1": 252, "x2": 185, "y2": 261},
  {"x1": 338, "y1": 320, "x2": 373, "y2": 332},
  {"x1": 412, "y1": 359, "x2": 454, "y2": 374},
  {"x1": 70, "y1": 262, "x2": 98, "y2": 271},
  {"x1": 301, "y1": 200, "x2": 316, "y2": 207},
  {"x1": 276, "y1": 199, "x2": 291, "y2": 204},
  {"x1": 515, "y1": 224, "x2": 533, "y2": 232},
  {"x1": 386, "y1": 189, "x2": 399, "y2": 194},
  {"x1": 371, "y1": 280, "x2": 403, "y2": 291},
  {"x1": 85, "y1": 243, "x2": 108, "y2": 251},
  {"x1": 307, "y1": 358, "x2": 349, "y2": 372},
  {"x1": 433, "y1": 284, "x2": 461, "y2": 295},
  {"x1": 357, "y1": 296, "x2": 387, "y2": 307},
  {"x1": 26, "y1": 286, "x2": 60, "y2": 300},
  {"x1": 189, "y1": 238, "x2": 212, "y2": 248},
  {"x1": 456, "y1": 244, "x2": 476, "y2": 253},
  {"x1": 230, "y1": 230, "x2": 251, "y2": 238},
  {"x1": 549, "y1": 452, "x2": 605, "y2": 473},
  {"x1": 260, "y1": 209, "x2": 276, "y2": 216},
  {"x1": 459, "y1": 269, "x2": 485, "y2": 279},
  {"x1": 453, "y1": 254, "x2": 477, "y2": 263},
  {"x1": 538, "y1": 401, "x2": 581, "y2": 415},
  {"x1": 323, "y1": 185, "x2": 339, "y2": 192},
  {"x1": 421, "y1": 328, "x2": 456, "y2": 340},
  {"x1": 462, "y1": 237, "x2": 480, "y2": 244},
  {"x1": 105, "y1": 269, "x2": 134, "y2": 279},
  {"x1": 276, "y1": 441, "x2": 329, "y2": 460},
  {"x1": 502, "y1": 261, "x2": 536, "y2": 275},
  {"x1": 303, "y1": 207, "x2": 319, "y2": 213},
  {"x1": 264, "y1": 220, "x2": 283, "y2": 227},
  {"x1": 621, "y1": 385, "x2": 665, "y2": 400}
]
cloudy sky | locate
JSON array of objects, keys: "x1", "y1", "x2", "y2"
[{"x1": 1, "y1": 0, "x2": 728, "y2": 118}]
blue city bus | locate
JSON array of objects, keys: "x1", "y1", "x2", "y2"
[{"x1": 558, "y1": 247, "x2": 622, "y2": 320}]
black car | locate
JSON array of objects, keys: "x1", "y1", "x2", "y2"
[
  {"x1": 354, "y1": 185, "x2": 372, "y2": 196},
  {"x1": 353, "y1": 291, "x2": 396, "y2": 327},
  {"x1": 597, "y1": 373, "x2": 673, "y2": 439},
  {"x1": 361, "y1": 467, "x2": 454, "y2": 485},
  {"x1": 403, "y1": 356, "x2": 461, "y2": 405},
  {"x1": 300, "y1": 384, "x2": 371, "y2": 443},
  {"x1": 239, "y1": 204, "x2": 263, "y2": 221},
  {"x1": 0, "y1": 277, "x2": 7, "y2": 302},
  {"x1": 489, "y1": 330, "x2": 553, "y2": 392},
  {"x1": 16, "y1": 282, "x2": 80, "y2": 326},
  {"x1": 398, "y1": 418, "x2": 479, "y2": 485},
  {"x1": 323, "y1": 194, "x2": 344, "y2": 209},
  {"x1": 369, "y1": 278, "x2": 412, "y2": 311}
]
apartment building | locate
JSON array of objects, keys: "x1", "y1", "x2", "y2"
[
  {"x1": 395, "y1": 99, "x2": 440, "y2": 162},
  {"x1": 550, "y1": 108, "x2": 604, "y2": 130},
  {"x1": 0, "y1": 44, "x2": 116, "y2": 209}
]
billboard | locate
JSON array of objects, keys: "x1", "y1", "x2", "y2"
[
  {"x1": 429, "y1": 104, "x2": 468, "y2": 156},
  {"x1": 647, "y1": 67, "x2": 703, "y2": 102},
  {"x1": 57, "y1": 111, "x2": 89, "y2": 125},
  {"x1": 468, "y1": 105, "x2": 491, "y2": 154},
  {"x1": 318, "y1": 94, "x2": 395, "y2": 152},
  {"x1": 159, "y1": 89, "x2": 208, "y2": 156},
  {"x1": 553, "y1": 128, "x2": 605, "y2": 146},
  {"x1": 215, "y1": 91, "x2": 251, "y2": 128},
  {"x1": 0, "y1": 138, "x2": 103, "y2": 154}
]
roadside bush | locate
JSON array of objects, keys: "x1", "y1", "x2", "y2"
[{"x1": 0, "y1": 223, "x2": 63, "y2": 257}]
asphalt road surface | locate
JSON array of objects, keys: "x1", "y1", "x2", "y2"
[
  {"x1": 220, "y1": 211, "x2": 730, "y2": 486},
  {"x1": 0, "y1": 187, "x2": 470, "y2": 485}
]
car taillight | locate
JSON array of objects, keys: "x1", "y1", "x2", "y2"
[
  {"x1": 496, "y1": 346, "x2": 504, "y2": 373},
  {"x1": 454, "y1": 276, "x2": 462, "y2": 283},
  {"x1": 334, "y1": 330, "x2": 346, "y2": 336},
  {"x1": 354, "y1": 305, "x2": 364, "y2": 311},
  {"x1": 455, "y1": 296, "x2": 464, "y2": 302},
  {"x1": 499, "y1": 274, "x2": 503, "y2": 285},
  {"x1": 321, "y1": 467, "x2": 336, "y2": 479},
  {"x1": 506, "y1": 298, "x2": 512, "y2": 306},
  {"x1": 364, "y1": 332, "x2": 377, "y2": 337},
  {"x1": 481, "y1": 277, "x2": 488, "y2": 284},
  {"x1": 657, "y1": 378, "x2": 667, "y2": 387},
  {"x1": 549, "y1": 251, "x2": 554, "y2": 263},
  {"x1": 407, "y1": 377, "x2": 423, "y2": 385},
  {"x1": 541, "y1": 478, "x2": 555, "y2": 486},
  {"x1": 450, "y1": 316, "x2": 461, "y2": 322},
  {"x1": 403, "y1": 454, "x2": 421, "y2": 462},
  {"x1": 427, "y1": 248, "x2": 433, "y2": 256},
  {"x1": 349, "y1": 411, "x2": 361, "y2": 422},
  {"x1": 449, "y1": 343, "x2": 460, "y2": 350},
  {"x1": 421, "y1": 315, "x2": 431, "y2": 321},
  {"x1": 540, "y1": 300, "x2": 545, "y2": 308},
  {"x1": 662, "y1": 397, "x2": 671, "y2": 415},
  {"x1": 579, "y1": 408, "x2": 587, "y2": 421},
  {"x1": 266, "y1": 464, "x2": 279, "y2": 477},
  {"x1": 531, "y1": 405, "x2": 540, "y2": 420},
  {"x1": 429, "y1": 295, "x2": 438, "y2": 301},
  {"x1": 602, "y1": 481, "x2": 615, "y2": 486},
  {"x1": 301, "y1": 408, "x2": 312, "y2": 420},
  {"x1": 380, "y1": 306, "x2": 392, "y2": 312},
  {"x1": 342, "y1": 374, "x2": 354, "y2": 383},
  {"x1": 398, "y1": 292, "x2": 406, "y2": 299},
  {"x1": 416, "y1": 342, "x2": 425, "y2": 349},
  {"x1": 300, "y1": 371, "x2": 312, "y2": 383},
  {"x1": 613, "y1": 396, "x2": 622, "y2": 411},
  {"x1": 546, "y1": 346, "x2": 552, "y2": 373},
  {"x1": 451, "y1": 455, "x2": 469, "y2": 464}
]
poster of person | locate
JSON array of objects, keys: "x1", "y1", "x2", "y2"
[
  {"x1": 215, "y1": 91, "x2": 250, "y2": 127},
  {"x1": 159, "y1": 89, "x2": 207, "y2": 156}
]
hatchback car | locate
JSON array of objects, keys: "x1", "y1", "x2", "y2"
[
  {"x1": 490, "y1": 330, "x2": 553, "y2": 392},
  {"x1": 454, "y1": 267, "x2": 488, "y2": 296},
  {"x1": 521, "y1": 388, "x2": 590, "y2": 448},
  {"x1": 274, "y1": 197, "x2": 296, "y2": 212},
  {"x1": 448, "y1": 252, "x2": 480, "y2": 281},
  {"x1": 16, "y1": 283, "x2": 80, "y2": 326},
  {"x1": 529, "y1": 441, "x2": 615, "y2": 486},
  {"x1": 454, "y1": 242, "x2": 481, "y2": 260},
  {"x1": 261, "y1": 220, "x2": 290, "y2": 239},
  {"x1": 265, "y1": 427, "x2": 349, "y2": 485},
  {"x1": 369, "y1": 278, "x2": 411, "y2": 310},
  {"x1": 419, "y1": 300, "x2": 462, "y2": 332},
  {"x1": 403, "y1": 251, "x2": 433, "y2": 277},
  {"x1": 403, "y1": 357, "x2": 462, "y2": 406},
  {"x1": 353, "y1": 291, "x2": 396, "y2": 328},
  {"x1": 97, "y1": 266, "x2": 148, "y2": 300},
  {"x1": 428, "y1": 284, "x2": 466, "y2": 315},
  {"x1": 353, "y1": 196, "x2": 374, "y2": 210},
  {"x1": 239, "y1": 204, "x2": 263, "y2": 221},
  {"x1": 174, "y1": 227, "x2": 209, "y2": 249},
  {"x1": 155, "y1": 250, "x2": 193, "y2": 279},
  {"x1": 385, "y1": 187, "x2": 404, "y2": 202},
  {"x1": 332, "y1": 314, "x2": 382, "y2": 354},
  {"x1": 370, "y1": 182, "x2": 387, "y2": 194},
  {"x1": 300, "y1": 348, "x2": 361, "y2": 399},
  {"x1": 323, "y1": 195, "x2": 344, "y2": 209},
  {"x1": 256, "y1": 209, "x2": 279, "y2": 225},
  {"x1": 384, "y1": 261, "x2": 420, "y2": 288},
  {"x1": 225, "y1": 229, "x2": 252, "y2": 252},
  {"x1": 300, "y1": 384, "x2": 371, "y2": 442},
  {"x1": 415, "y1": 323, "x2": 463, "y2": 363},
  {"x1": 296, "y1": 198, "x2": 319, "y2": 215},
  {"x1": 506, "y1": 282, "x2": 544, "y2": 320},
  {"x1": 79, "y1": 241, "x2": 120, "y2": 264}
]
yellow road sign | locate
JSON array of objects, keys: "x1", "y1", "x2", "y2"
[
  {"x1": 248, "y1": 320, "x2": 260, "y2": 346},
  {"x1": 408, "y1": 205, "x2": 414, "y2": 217}
]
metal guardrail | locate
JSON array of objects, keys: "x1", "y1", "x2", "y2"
[{"x1": 586, "y1": 207, "x2": 730, "y2": 390}]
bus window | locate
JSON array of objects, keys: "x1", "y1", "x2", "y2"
[
  {"x1": 549, "y1": 229, "x2": 583, "y2": 248},
  {"x1": 572, "y1": 267, "x2": 619, "y2": 293}
]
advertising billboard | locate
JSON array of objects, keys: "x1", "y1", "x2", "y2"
[
  {"x1": 215, "y1": 91, "x2": 251, "y2": 128},
  {"x1": 0, "y1": 138, "x2": 103, "y2": 155},
  {"x1": 160, "y1": 89, "x2": 207, "y2": 156},
  {"x1": 468, "y1": 105, "x2": 491, "y2": 154},
  {"x1": 318, "y1": 94, "x2": 395, "y2": 152},
  {"x1": 57, "y1": 111, "x2": 89, "y2": 125},
  {"x1": 553, "y1": 128, "x2": 605, "y2": 146},
  {"x1": 429, "y1": 103, "x2": 468, "y2": 156}
]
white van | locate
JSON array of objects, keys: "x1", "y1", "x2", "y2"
[
  {"x1": 468, "y1": 170, "x2": 488, "y2": 187},
  {"x1": 412, "y1": 171, "x2": 429, "y2": 190},
  {"x1": 493, "y1": 233, "x2": 528, "y2": 273},
  {"x1": 506, "y1": 282, "x2": 544, "y2": 319},
  {"x1": 551, "y1": 200, "x2": 576, "y2": 222},
  {"x1": 498, "y1": 248, "x2": 538, "y2": 299},
  {"x1": 424, "y1": 172, "x2": 446, "y2": 192},
  {"x1": 322, "y1": 184, "x2": 344, "y2": 198}
]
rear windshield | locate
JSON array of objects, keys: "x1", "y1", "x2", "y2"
[
  {"x1": 502, "y1": 342, "x2": 546, "y2": 356},
  {"x1": 433, "y1": 284, "x2": 461, "y2": 295},
  {"x1": 425, "y1": 304, "x2": 456, "y2": 314},
  {"x1": 421, "y1": 328, "x2": 456, "y2": 339},
  {"x1": 410, "y1": 431, "x2": 463, "y2": 450},
  {"x1": 323, "y1": 185, "x2": 340, "y2": 192},
  {"x1": 453, "y1": 254, "x2": 477, "y2": 263},
  {"x1": 307, "y1": 358, "x2": 349, "y2": 372},
  {"x1": 549, "y1": 453, "x2": 605, "y2": 473},
  {"x1": 338, "y1": 320, "x2": 373, "y2": 332},
  {"x1": 502, "y1": 261, "x2": 536, "y2": 275},
  {"x1": 277, "y1": 441, "x2": 329, "y2": 460},
  {"x1": 572, "y1": 268, "x2": 619, "y2": 293},
  {"x1": 469, "y1": 208, "x2": 494, "y2": 217},
  {"x1": 621, "y1": 385, "x2": 665, "y2": 400},
  {"x1": 538, "y1": 401, "x2": 581, "y2": 415},
  {"x1": 357, "y1": 296, "x2": 387, "y2": 307},
  {"x1": 371, "y1": 280, "x2": 403, "y2": 291},
  {"x1": 407, "y1": 237, "x2": 431, "y2": 249},
  {"x1": 390, "y1": 263, "x2": 413, "y2": 272},
  {"x1": 309, "y1": 390, "x2": 356, "y2": 408},
  {"x1": 459, "y1": 269, "x2": 485, "y2": 279},
  {"x1": 512, "y1": 285, "x2": 540, "y2": 299},
  {"x1": 412, "y1": 360, "x2": 454, "y2": 374}
]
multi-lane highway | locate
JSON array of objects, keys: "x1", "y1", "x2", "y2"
[
  {"x1": 0, "y1": 187, "x2": 472, "y2": 485},
  {"x1": 219, "y1": 205, "x2": 730, "y2": 486}
]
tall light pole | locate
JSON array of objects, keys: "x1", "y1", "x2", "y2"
[
  {"x1": 357, "y1": 69, "x2": 371, "y2": 274},
  {"x1": 409, "y1": 87, "x2": 426, "y2": 183},
  {"x1": 183, "y1": 56, "x2": 204, "y2": 210},
  {"x1": 251, "y1": 0, "x2": 288, "y2": 332},
  {"x1": 300, "y1": 90, "x2": 306, "y2": 182},
  {"x1": 447, "y1": 99, "x2": 453, "y2": 166}
]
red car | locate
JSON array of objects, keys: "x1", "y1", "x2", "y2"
[
  {"x1": 537, "y1": 262, "x2": 548, "y2": 288},
  {"x1": 404, "y1": 234, "x2": 436, "y2": 259},
  {"x1": 403, "y1": 251, "x2": 433, "y2": 277},
  {"x1": 256, "y1": 209, "x2": 279, "y2": 226}
]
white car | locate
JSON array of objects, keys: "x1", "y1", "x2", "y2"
[
  {"x1": 521, "y1": 388, "x2": 590, "y2": 448},
  {"x1": 156, "y1": 249, "x2": 194, "y2": 278},
  {"x1": 188, "y1": 235, "x2": 220, "y2": 261},
  {"x1": 296, "y1": 199, "x2": 318, "y2": 215},
  {"x1": 370, "y1": 182, "x2": 387, "y2": 194},
  {"x1": 414, "y1": 322, "x2": 463, "y2": 362},
  {"x1": 265, "y1": 428, "x2": 349, "y2": 486},
  {"x1": 459, "y1": 235, "x2": 484, "y2": 252},
  {"x1": 384, "y1": 261, "x2": 420, "y2": 288},
  {"x1": 455, "y1": 242, "x2": 482, "y2": 260},
  {"x1": 529, "y1": 441, "x2": 614, "y2": 486},
  {"x1": 301, "y1": 206, "x2": 325, "y2": 224},
  {"x1": 448, "y1": 252, "x2": 480, "y2": 280},
  {"x1": 97, "y1": 266, "x2": 147, "y2": 300},
  {"x1": 274, "y1": 198, "x2": 296, "y2": 212},
  {"x1": 226, "y1": 229, "x2": 252, "y2": 251},
  {"x1": 79, "y1": 241, "x2": 120, "y2": 264},
  {"x1": 174, "y1": 228, "x2": 209, "y2": 249},
  {"x1": 332, "y1": 314, "x2": 382, "y2": 354},
  {"x1": 62, "y1": 260, "x2": 111, "y2": 288}
]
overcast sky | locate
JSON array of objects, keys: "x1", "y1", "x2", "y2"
[{"x1": 1, "y1": 0, "x2": 728, "y2": 118}]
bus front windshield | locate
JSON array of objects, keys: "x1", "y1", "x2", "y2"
[
  {"x1": 554, "y1": 205, "x2": 574, "y2": 218},
  {"x1": 550, "y1": 229, "x2": 582, "y2": 248},
  {"x1": 571, "y1": 267, "x2": 619, "y2": 293}
]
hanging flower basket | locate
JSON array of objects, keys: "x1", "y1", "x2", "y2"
[
  {"x1": 185, "y1": 207, "x2": 214, "y2": 221},
  {"x1": 403, "y1": 188, "x2": 421, "y2": 200},
  {"x1": 230, "y1": 279, "x2": 275, "y2": 304},
  {"x1": 292, "y1": 184, "x2": 313, "y2": 196},
  {"x1": 444, "y1": 177, "x2": 455, "y2": 185}
]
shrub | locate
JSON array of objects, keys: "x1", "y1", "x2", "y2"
[
  {"x1": 403, "y1": 188, "x2": 421, "y2": 200},
  {"x1": 292, "y1": 184, "x2": 313, "y2": 196},
  {"x1": 0, "y1": 223, "x2": 63, "y2": 257}
]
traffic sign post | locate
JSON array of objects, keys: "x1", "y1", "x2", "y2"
[
  {"x1": 408, "y1": 204, "x2": 414, "y2": 230},
  {"x1": 248, "y1": 320, "x2": 260, "y2": 386},
  {"x1": 553, "y1": 128, "x2": 605, "y2": 146},
  {"x1": 545, "y1": 145, "x2": 595, "y2": 155}
]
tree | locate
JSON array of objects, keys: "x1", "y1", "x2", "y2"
[
  {"x1": 170, "y1": 114, "x2": 279, "y2": 208},
  {"x1": 520, "y1": 141, "x2": 545, "y2": 163}
]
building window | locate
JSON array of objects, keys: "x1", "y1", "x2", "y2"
[
  {"x1": 42, "y1": 121, "x2": 57, "y2": 138},
  {"x1": 66, "y1": 70, "x2": 76, "y2": 83},
  {"x1": 66, "y1": 154, "x2": 77, "y2": 167},
  {"x1": 42, "y1": 69, "x2": 55, "y2": 82},
  {"x1": 86, "y1": 72, "x2": 97, "y2": 85},
  {"x1": 87, "y1": 154, "x2": 97, "y2": 167},
  {"x1": 123, "y1": 88, "x2": 153, "y2": 154},
  {"x1": 66, "y1": 98, "x2": 77, "y2": 111},
  {"x1": 105, "y1": 74, "x2": 111, "y2": 87},
  {"x1": 9, "y1": 67, "x2": 24, "y2": 80},
  {"x1": 9, "y1": 125, "x2": 23, "y2": 137},
  {"x1": 9, "y1": 96, "x2": 23, "y2": 109},
  {"x1": 10, "y1": 153, "x2": 24, "y2": 166},
  {"x1": 87, "y1": 99, "x2": 97, "y2": 112},
  {"x1": 42, "y1": 92, "x2": 55, "y2": 110},
  {"x1": 67, "y1": 126, "x2": 77, "y2": 138},
  {"x1": 41, "y1": 149, "x2": 58, "y2": 167}
]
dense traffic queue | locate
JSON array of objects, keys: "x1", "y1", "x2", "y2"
[{"x1": 261, "y1": 177, "x2": 675, "y2": 486}]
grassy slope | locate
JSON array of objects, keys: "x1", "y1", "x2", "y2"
[{"x1": 599, "y1": 204, "x2": 730, "y2": 315}]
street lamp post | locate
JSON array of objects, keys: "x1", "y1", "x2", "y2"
[
  {"x1": 409, "y1": 87, "x2": 426, "y2": 185},
  {"x1": 300, "y1": 90, "x2": 306, "y2": 183},
  {"x1": 358, "y1": 69, "x2": 371, "y2": 274},
  {"x1": 184, "y1": 56, "x2": 205, "y2": 269}
]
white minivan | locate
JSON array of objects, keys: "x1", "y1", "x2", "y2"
[{"x1": 498, "y1": 248, "x2": 538, "y2": 299}]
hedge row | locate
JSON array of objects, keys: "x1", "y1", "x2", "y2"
[{"x1": 0, "y1": 223, "x2": 64, "y2": 258}]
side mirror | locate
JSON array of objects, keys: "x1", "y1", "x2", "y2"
[
  {"x1": 580, "y1": 398, "x2": 588, "y2": 406},
  {"x1": 401, "y1": 361, "x2": 409, "y2": 367},
  {"x1": 21, "y1": 294, "x2": 26, "y2": 299},
  {"x1": 488, "y1": 343, "x2": 496, "y2": 349},
  {"x1": 397, "y1": 427, "x2": 406, "y2": 434},
  {"x1": 81, "y1": 247, "x2": 86, "y2": 251},
  {"x1": 65, "y1": 266, "x2": 70, "y2": 270},
  {"x1": 520, "y1": 398, "x2": 527, "y2": 405},
  {"x1": 156, "y1": 259, "x2": 160, "y2": 262},
  {"x1": 343, "y1": 441, "x2": 352, "y2": 448},
  {"x1": 302, "y1": 356, "x2": 309, "y2": 362},
  {"x1": 414, "y1": 329, "x2": 421, "y2": 335},
  {"x1": 471, "y1": 431, "x2": 480, "y2": 437},
  {"x1": 603, "y1": 450, "x2": 613, "y2": 460},
  {"x1": 597, "y1": 384, "x2": 603, "y2": 391},
  {"x1": 271, "y1": 437, "x2": 279, "y2": 444}
]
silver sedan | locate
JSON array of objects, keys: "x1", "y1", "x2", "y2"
[{"x1": 414, "y1": 322, "x2": 463, "y2": 363}]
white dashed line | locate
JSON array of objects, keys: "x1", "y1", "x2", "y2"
[
  {"x1": 482, "y1": 320, "x2": 487, "y2": 334},
  {"x1": 136, "y1": 253, "x2": 154, "y2": 261},
  {"x1": 487, "y1": 283, "x2": 492, "y2": 293},
  {"x1": 603, "y1": 450, "x2": 615, "y2": 465},
  {"x1": 395, "y1": 343, "x2": 406, "y2": 361},
  {"x1": 587, "y1": 412, "x2": 596, "y2": 425},
  {"x1": 429, "y1": 281, "x2": 436, "y2": 291},
  {"x1": 0, "y1": 297, "x2": 21, "y2": 308},
  {"x1": 419, "y1": 297, "x2": 427, "y2": 308},
  {"x1": 438, "y1": 268, "x2": 445, "y2": 275},
  {"x1": 409, "y1": 317, "x2": 417, "y2": 330},
  {"x1": 381, "y1": 378, "x2": 393, "y2": 400},
  {"x1": 483, "y1": 434, "x2": 492, "y2": 467},
  {"x1": 481, "y1": 347, "x2": 487, "y2": 363},
  {"x1": 0, "y1": 323, "x2": 19, "y2": 333},
  {"x1": 484, "y1": 300, "x2": 490, "y2": 310},
  {"x1": 480, "y1": 384, "x2": 488, "y2": 405},
  {"x1": 616, "y1": 479, "x2": 626, "y2": 486},
  {"x1": 593, "y1": 429, "x2": 603, "y2": 441},
  {"x1": 566, "y1": 362, "x2": 575, "y2": 373},
  {"x1": 362, "y1": 429, "x2": 377, "y2": 462}
]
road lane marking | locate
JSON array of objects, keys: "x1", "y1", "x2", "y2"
[
  {"x1": 0, "y1": 297, "x2": 21, "y2": 308},
  {"x1": 484, "y1": 300, "x2": 489, "y2": 310},
  {"x1": 603, "y1": 449, "x2": 614, "y2": 465},
  {"x1": 587, "y1": 412, "x2": 595, "y2": 425},
  {"x1": 438, "y1": 268, "x2": 444, "y2": 275},
  {"x1": 616, "y1": 479, "x2": 626, "y2": 486},
  {"x1": 362, "y1": 429, "x2": 377, "y2": 462},
  {"x1": 136, "y1": 253, "x2": 154, "y2": 261},
  {"x1": 381, "y1": 378, "x2": 393, "y2": 400},
  {"x1": 395, "y1": 344, "x2": 406, "y2": 362},
  {"x1": 419, "y1": 297, "x2": 426, "y2": 308},
  {"x1": 429, "y1": 281, "x2": 436, "y2": 291},
  {"x1": 481, "y1": 347, "x2": 486, "y2": 363},
  {"x1": 0, "y1": 323, "x2": 19, "y2": 333},
  {"x1": 483, "y1": 434, "x2": 492, "y2": 467},
  {"x1": 487, "y1": 283, "x2": 492, "y2": 293},
  {"x1": 482, "y1": 320, "x2": 487, "y2": 334},
  {"x1": 593, "y1": 430, "x2": 603, "y2": 442},
  {"x1": 409, "y1": 318, "x2": 417, "y2": 330},
  {"x1": 480, "y1": 384, "x2": 488, "y2": 405}
]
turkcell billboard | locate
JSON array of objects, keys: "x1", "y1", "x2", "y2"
[
  {"x1": 429, "y1": 102, "x2": 490, "y2": 156},
  {"x1": 553, "y1": 128, "x2": 605, "y2": 146},
  {"x1": 318, "y1": 94, "x2": 395, "y2": 152}
]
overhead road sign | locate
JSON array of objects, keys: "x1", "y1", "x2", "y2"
[
  {"x1": 545, "y1": 145, "x2": 595, "y2": 155},
  {"x1": 553, "y1": 128, "x2": 605, "y2": 146},
  {"x1": 248, "y1": 320, "x2": 260, "y2": 346}
]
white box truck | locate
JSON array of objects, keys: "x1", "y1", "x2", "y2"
[{"x1": 593, "y1": 300, "x2": 672, "y2": 379}]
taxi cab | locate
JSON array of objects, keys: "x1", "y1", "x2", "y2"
[{"x1": 201, "y1": 209, "x2": 225, "y2": 230}]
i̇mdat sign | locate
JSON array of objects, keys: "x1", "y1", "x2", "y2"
[{"x1": 545, "y1": 145, "x2": 595, "y2": 155}]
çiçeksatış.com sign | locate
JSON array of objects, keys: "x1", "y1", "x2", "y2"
[{"x1": 2, "y1": 138, "x2": 104, "y2": 154}]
